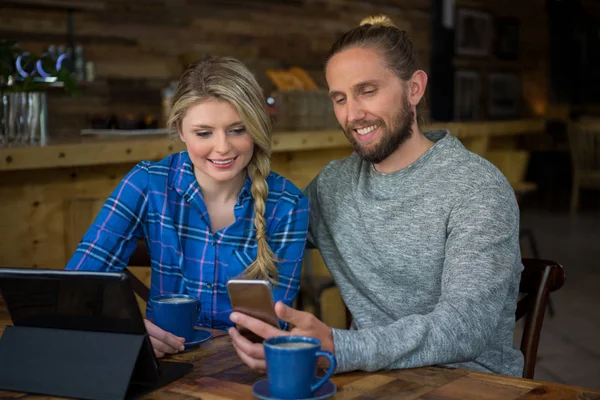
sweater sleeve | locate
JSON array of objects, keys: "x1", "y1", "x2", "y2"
[{"x1": 331, "y1": 185, "x2": 523, "y2": 373}]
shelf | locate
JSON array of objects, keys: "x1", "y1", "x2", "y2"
[
  {"x1": 453, "y1": 57, "x2": 536, "y2": 71},
  {"x1": 1, "y1": 0, "x2": 105, "y2": 11}
]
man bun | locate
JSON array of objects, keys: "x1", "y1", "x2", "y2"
[{"x1": 359, "y1": 14, "x2": 397, "y2": 28}]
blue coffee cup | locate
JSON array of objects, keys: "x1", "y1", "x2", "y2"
[
  {"x1": 149, "y1": 294, "x2": 199, "y2": 342},
  {"x1": 264, "y1": 336, "x2": 336, "y2": 399}
]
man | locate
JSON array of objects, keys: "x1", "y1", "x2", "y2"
[{"x1": 228, "y1": 14, "x2": 524, "y2": 377}]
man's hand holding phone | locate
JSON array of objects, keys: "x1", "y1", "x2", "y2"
[
  {"x1": 228, "y1": 281, "x2": 335, "y2": 371},
  {"x1": 227, "y1": 300, "x2": 335, "y2": 371},
  {"x1": 226, "y1": 279, "x2": 281, "y2": 343}
]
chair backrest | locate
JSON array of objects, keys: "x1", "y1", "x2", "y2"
[
  {"x1": 517, "y1": 258, "x2": 566, "y2": 379},
  {"x1": 302, "y1": 247, "x2": 316, "y2": 278},
  {"x1": 125, "y1": 239, "x2": 152, "y2": 303},
  {"x1": 129, "y1": 239, "x2": 152, "y2": 267},
  {"x1": 485, "y1": 150, "x2": 531, "y2": 187},
  {"x1": 568, "y1": 119, "x2": 600, "y2": 174}
]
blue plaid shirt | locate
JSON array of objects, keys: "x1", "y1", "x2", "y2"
[{"x1": 65, "y1": 151, "x2": 309, "y2": 330}]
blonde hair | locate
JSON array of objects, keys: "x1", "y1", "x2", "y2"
[
  {"x1": 326, "y1": 14, "x2": 420, "y2": 81},
  {"x1": 168, "y1": 55, "x2": 278, "y2": 284}
]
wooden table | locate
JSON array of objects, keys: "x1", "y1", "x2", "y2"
[{"x1": 0, "y1": 306, "x2": 599, "y2": 400}]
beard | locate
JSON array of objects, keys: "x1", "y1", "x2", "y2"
[{"x1": 344, "y1": 101, "x2": 414, "y2": 164}]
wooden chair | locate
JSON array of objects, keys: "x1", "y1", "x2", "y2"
[
  {"x1": 296, "y1": 249, "x2": 337, "y2": 320},
  {"x1": 341, "y1": 258, "x2": 565, "y2": 379},
  {"x1": 484, "y1": 151, "x2": 557, "y2": 317},
  {"x1": 517, "y1": 258, "x2": 566, "y2": 379},
  {"x1": 568, "y1": 118, "x2": 600, "y2": 213}
]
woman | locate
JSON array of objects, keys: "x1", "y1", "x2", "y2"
[{"x1": 65, "y1": 55, "x2": 309, "y2": 358}]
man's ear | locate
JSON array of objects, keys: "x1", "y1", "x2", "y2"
[{"x1": 407, "y1": 70, "x2": 428, "y2": 107}]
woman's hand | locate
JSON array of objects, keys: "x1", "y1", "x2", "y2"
[{"x1": 143, "y1": 319, "x2": 186, "y2": 358}]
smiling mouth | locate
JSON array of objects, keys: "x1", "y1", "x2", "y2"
[
  {"x1": 208, "y1": 157, "x2": 238, "y2": 167},
  {"x1": 354, "y1": 124, "x2": 379, "y2": 136}
]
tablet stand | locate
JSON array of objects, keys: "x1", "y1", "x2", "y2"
[{"x1": 0, "y1": 325, "x2": 192, "y2": 400}]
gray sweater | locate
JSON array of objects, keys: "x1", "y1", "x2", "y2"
[{"x1": 304, "y1": 130, "x2": 524, "y2": 376}]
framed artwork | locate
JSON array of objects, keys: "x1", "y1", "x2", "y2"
[
  {"x1": 487, "y1": 73, "x2": 521, "y2": 118},
  {"x1": 454, "y1": 70, "x2": 481, "y2": 121},
  {"x1": 495, "y1": 17, "x2": 520, "y2": 60},
  {"x1": 455, "y1": 9, "x2": 493, "y2": 57}
]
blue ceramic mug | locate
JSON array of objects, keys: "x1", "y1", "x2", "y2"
[
  {"x1": 264, "y1": 336, "x2": 336, "y2": 399},
  {"x1": 149, "y1": 294, "x2": 199, "y2": 342}
]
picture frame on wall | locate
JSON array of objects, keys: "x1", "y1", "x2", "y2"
[
  {"x1": 495, "y1": 17, "x2": 520, "y2": 60},
  {"x1": 487, "y1": 73, "x2": 521, "y2": 119},
  {"x1": 454, "y1": 70, "x2": 481, "y2": 121},
  {"x1": 455, "y1": 9, "x2": 493, "y2": 57}
]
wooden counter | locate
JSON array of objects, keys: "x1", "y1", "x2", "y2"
[
  {"x1": 0, "y1": 119, "x2": 544, "y2": 171},
  {"x1": 0, "y1": 119, "x2": 545, "y2": 328}
]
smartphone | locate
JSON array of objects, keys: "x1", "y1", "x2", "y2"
[{"x1": 227, "y1": 279, "x2": 279, "y2": 342}]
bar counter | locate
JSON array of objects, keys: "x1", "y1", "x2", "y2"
[
  {"x1": 0, "y1": 119, "x2": 545, "y2": 328},
  {"x1": 0, "y1": 119, "x2": 543, "y2": 171}
]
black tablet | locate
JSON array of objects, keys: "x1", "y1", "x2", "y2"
[
  {"x1": 0, "y1": 268, "x2": 146, "y2": 335},
  {"x1": 0, "y1": 268, "x2": 192, "y2": 399}
]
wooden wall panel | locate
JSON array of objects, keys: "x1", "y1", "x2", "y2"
[
  {"x1": 2, "y1": 0, "x2": 431, "y2": 139},
  {"x1": 2, "y1": 0, "x2": 556, "y2": 136},
  {"x1": 0, "y1": 164, "x2": 135, "y2": 269}
]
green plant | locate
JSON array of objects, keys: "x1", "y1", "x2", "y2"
[{"x1": 0, "y1": 40, "x2": 80, "y2": 95}]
